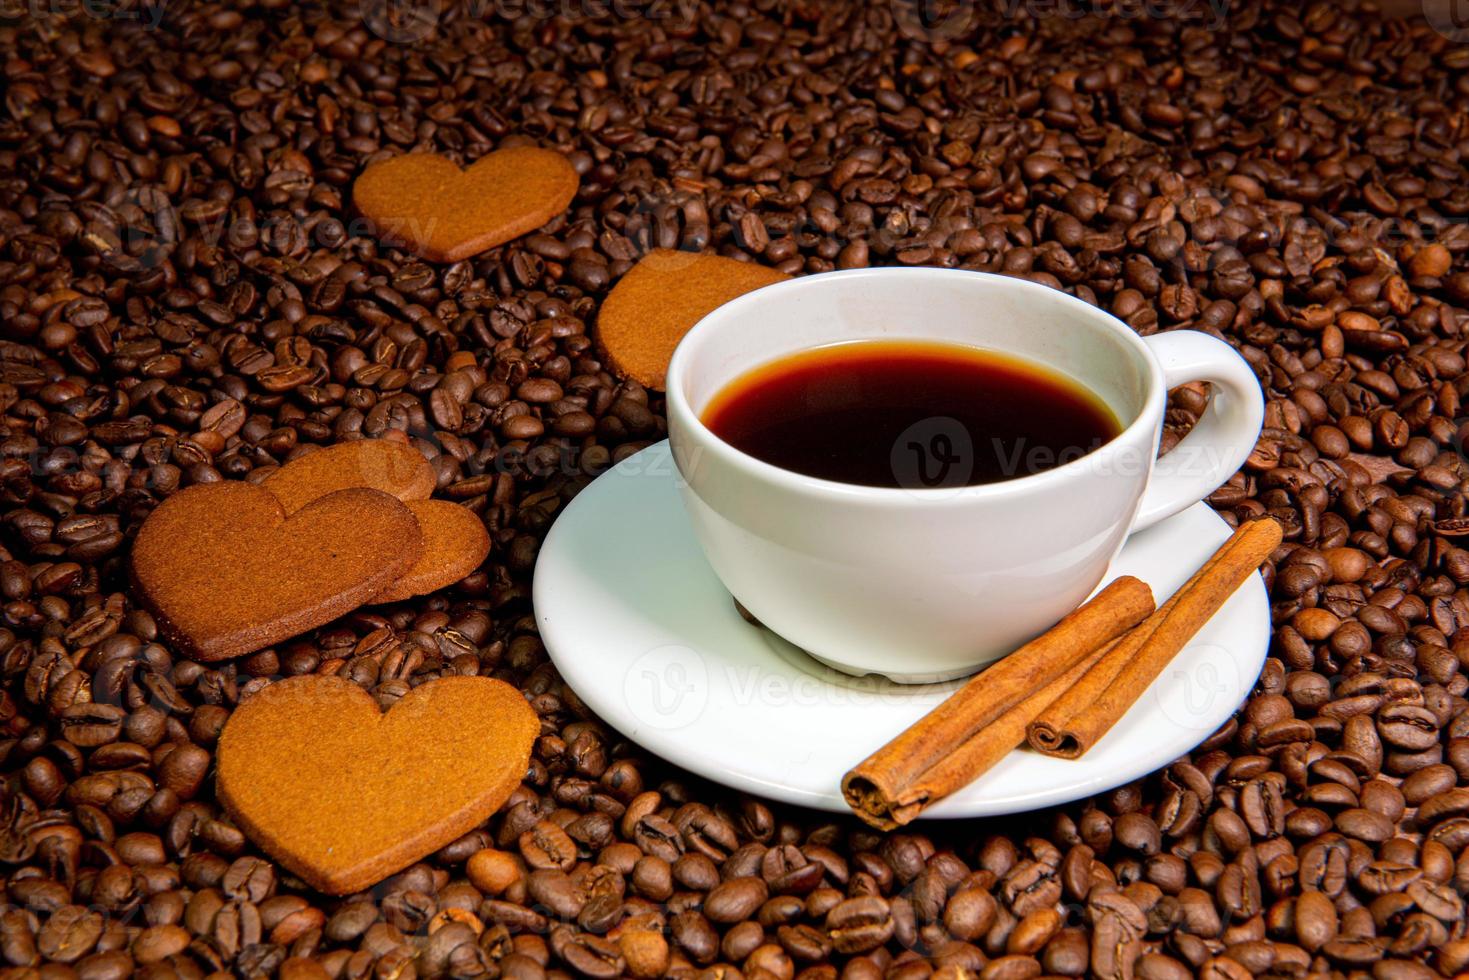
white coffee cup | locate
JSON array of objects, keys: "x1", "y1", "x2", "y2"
[{"x1": 665, "y1": 268, "x2": 1263, "y2": 682}]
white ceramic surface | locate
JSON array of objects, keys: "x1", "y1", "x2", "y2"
[
  {"x1": 665, "y1": 268, "x2": 1264, "y2": 681},
  {"x1": 534, "y1": 442, "x2": 1271, "y2": 818}
]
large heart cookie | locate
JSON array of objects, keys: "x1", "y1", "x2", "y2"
[
  {"x1": 131, "y1": 482, "x2": 422, "y2": 662},
  {"x1": 354, "y1": 147, "x2": 579, "y2": 263},
  {"x1": 597, "y1": 249, "x2": 791, "y2": 389},
  {"x1": 217, "y1": 675, "x2": 538, "y2": 895}
]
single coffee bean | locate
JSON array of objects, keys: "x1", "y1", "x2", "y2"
[
  {"x1": 669, "y1": 911, "x2": 718, "y2": 965},
  {"x1": 1295, "y1": 891, "x2": 1339, "y2": 952},
  {"x1": 520, "y1": 821, "x2": 577, "y2": 872},
  {"x1": 943, "y1": 889, "x2": 997, "y2": 943},
  {"x1": 705, "y1": 876, "x2": 769, "y2": 923},
  {"x1": 826, "y1": 897, "x2": 893, "y2": 954},
  {"x1": 1335, "y1": 808, "x2": 1394, "y2": 843}
]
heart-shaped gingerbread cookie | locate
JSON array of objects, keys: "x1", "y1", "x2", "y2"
[
  {"x1": 597, "y1": 249, "x2": 791, "y2": 389},
  {"x1": 375, "y1": 500, "x2": 491, "y2": 603},
  {"x1": 260, "y1": 441, "x2": 489, "y2": 602},
  {"x1": 217, "y1": 675, "x2": 538, "y2": 895},
  {"x1": 354, "y1": 147, "x2": 579, "y2": 263},
  {"x1": 131, "y1": 482, "x2": 422, "y2": 662},
  {"x1": 262, "y1": 439, "x2": 437, "y2": 515}
]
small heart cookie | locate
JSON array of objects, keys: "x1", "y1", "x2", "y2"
[
  {"x1": 217, "y1": 675, "x2": 538, "y2": 895},
  {"x1": 374, "y1": 500, "x2": 491, "y2": 603},
  {"x1": 597, "y1": 249, "x2": 791, "y2": 389},
  {"x1": 262, "y1": 440, "x2": 437, "y2": 515},
  {"x1": 354, "y1": 147, "x2": 579, "y2": 263},
  {"x1": 260, "y1": 443, "x2": 487, "y2": 602},
  {"x1": 131, "y1": 483, "x2": 422, "y2": 662}
]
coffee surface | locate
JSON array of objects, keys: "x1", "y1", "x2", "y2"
[{"x1": 703, "y1": 341, "x2": 1121, "y2": 488}]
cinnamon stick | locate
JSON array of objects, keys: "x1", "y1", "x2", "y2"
[
  {"x1": 841, "y1": 576, "x2": 1154, "y2": 830},
  {"x1": 1026, "y1": 518, "x2": 1282, "y2": 759},
  {"x1": 849, "y1": 636, "x2": 1120, "y2": 828}
]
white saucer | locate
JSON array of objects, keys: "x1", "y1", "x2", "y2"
[{"x1": 533, "y1": 442, "x2": 1270, "y2": 818}]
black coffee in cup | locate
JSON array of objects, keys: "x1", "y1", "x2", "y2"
[{"x1": 702, "y1": 339, "x2": 1120, "y2": 489}]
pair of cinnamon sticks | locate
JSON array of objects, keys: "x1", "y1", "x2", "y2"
[{"x1": 842, "y1": 518, "x2": 1282, "y2": 830}]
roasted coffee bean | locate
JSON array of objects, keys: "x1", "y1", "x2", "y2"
[
  {"x1": 619, "y1": 928, "x2": 669, "y2": 978},
  {"x1": 674, "y1": 852, "x2": 720, "y2": 892},
  {"x1": 943, "y1": 889, "x2": 997, "y2": 943},
  {"x1": 721, "y1": 919, "x2": 765, "y2": 961},
  {"x1": 705, "y1": 876, "x2": 769, "y2": 923},
  {"x1": 1336, "y1": 808, "x2": 1394, "y2": 843},
  {"x1": 1042, "y1": 928, "x2": 1090, "y2": 976},
  {"x1": 1404, "y1": 769, "x2": 1463, "y2": 811},
  {"x1": 1295, "y1": 891, "x2": 1339, "y2": 952},
  {"x1": 669, "y1": 911, "x2": 718, "y2": 965},
  {"x1": 826, "y1": 897, "x2": 893, "y2": 954},
  {"x1": 528, "y1": 870, "x2": 583, "y2": 920},
  {"x1": 631, "y1": 856, "x2": 672, "y2": 901},
  {"x1": 132, "y1": 924, "x2": 189, "y2": 964},
  {"x1": 554, "y1": 928, "x2": 623, "y2": 978},
  {"x1": 1088, "y1": 891, "x2": 1145, "y2": 980},
  {"x1": 1114, "y1": 812, "x2": 1161, "y2": 855},
  {"x1": 521, "y1": 820, "x2": 577, "y2": 872},
  {"x1": 468, "y1": 848, "x2": 522, "y2": 895},
  {"x1": 777, "y1": 923, "x2": 831, "y2": 962},
  {"x1": 36, "y1": 906, "x2": 103, "y2": 964},
  {"x1": 1239, "y1": 776, "x2": 1285, "y2": 838},
  {"x1": 632, "y1": 815, "x2": 682, "y2": 862},
  {"x1": 1007, "y1": 908, "x2": 1061, "y2": 955}
]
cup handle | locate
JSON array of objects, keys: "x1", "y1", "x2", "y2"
[{"x1": 1131, "y1": 330, "x2": 1264, "y2": 532}]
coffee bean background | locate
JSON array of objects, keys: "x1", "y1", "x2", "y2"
[{"x1": 2, "y1": 0, "x2": 1469, "y2": 977}]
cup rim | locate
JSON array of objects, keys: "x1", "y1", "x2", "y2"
[{"x1": 664, "y1": 267, "x2": 1166, "y2": 502}]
